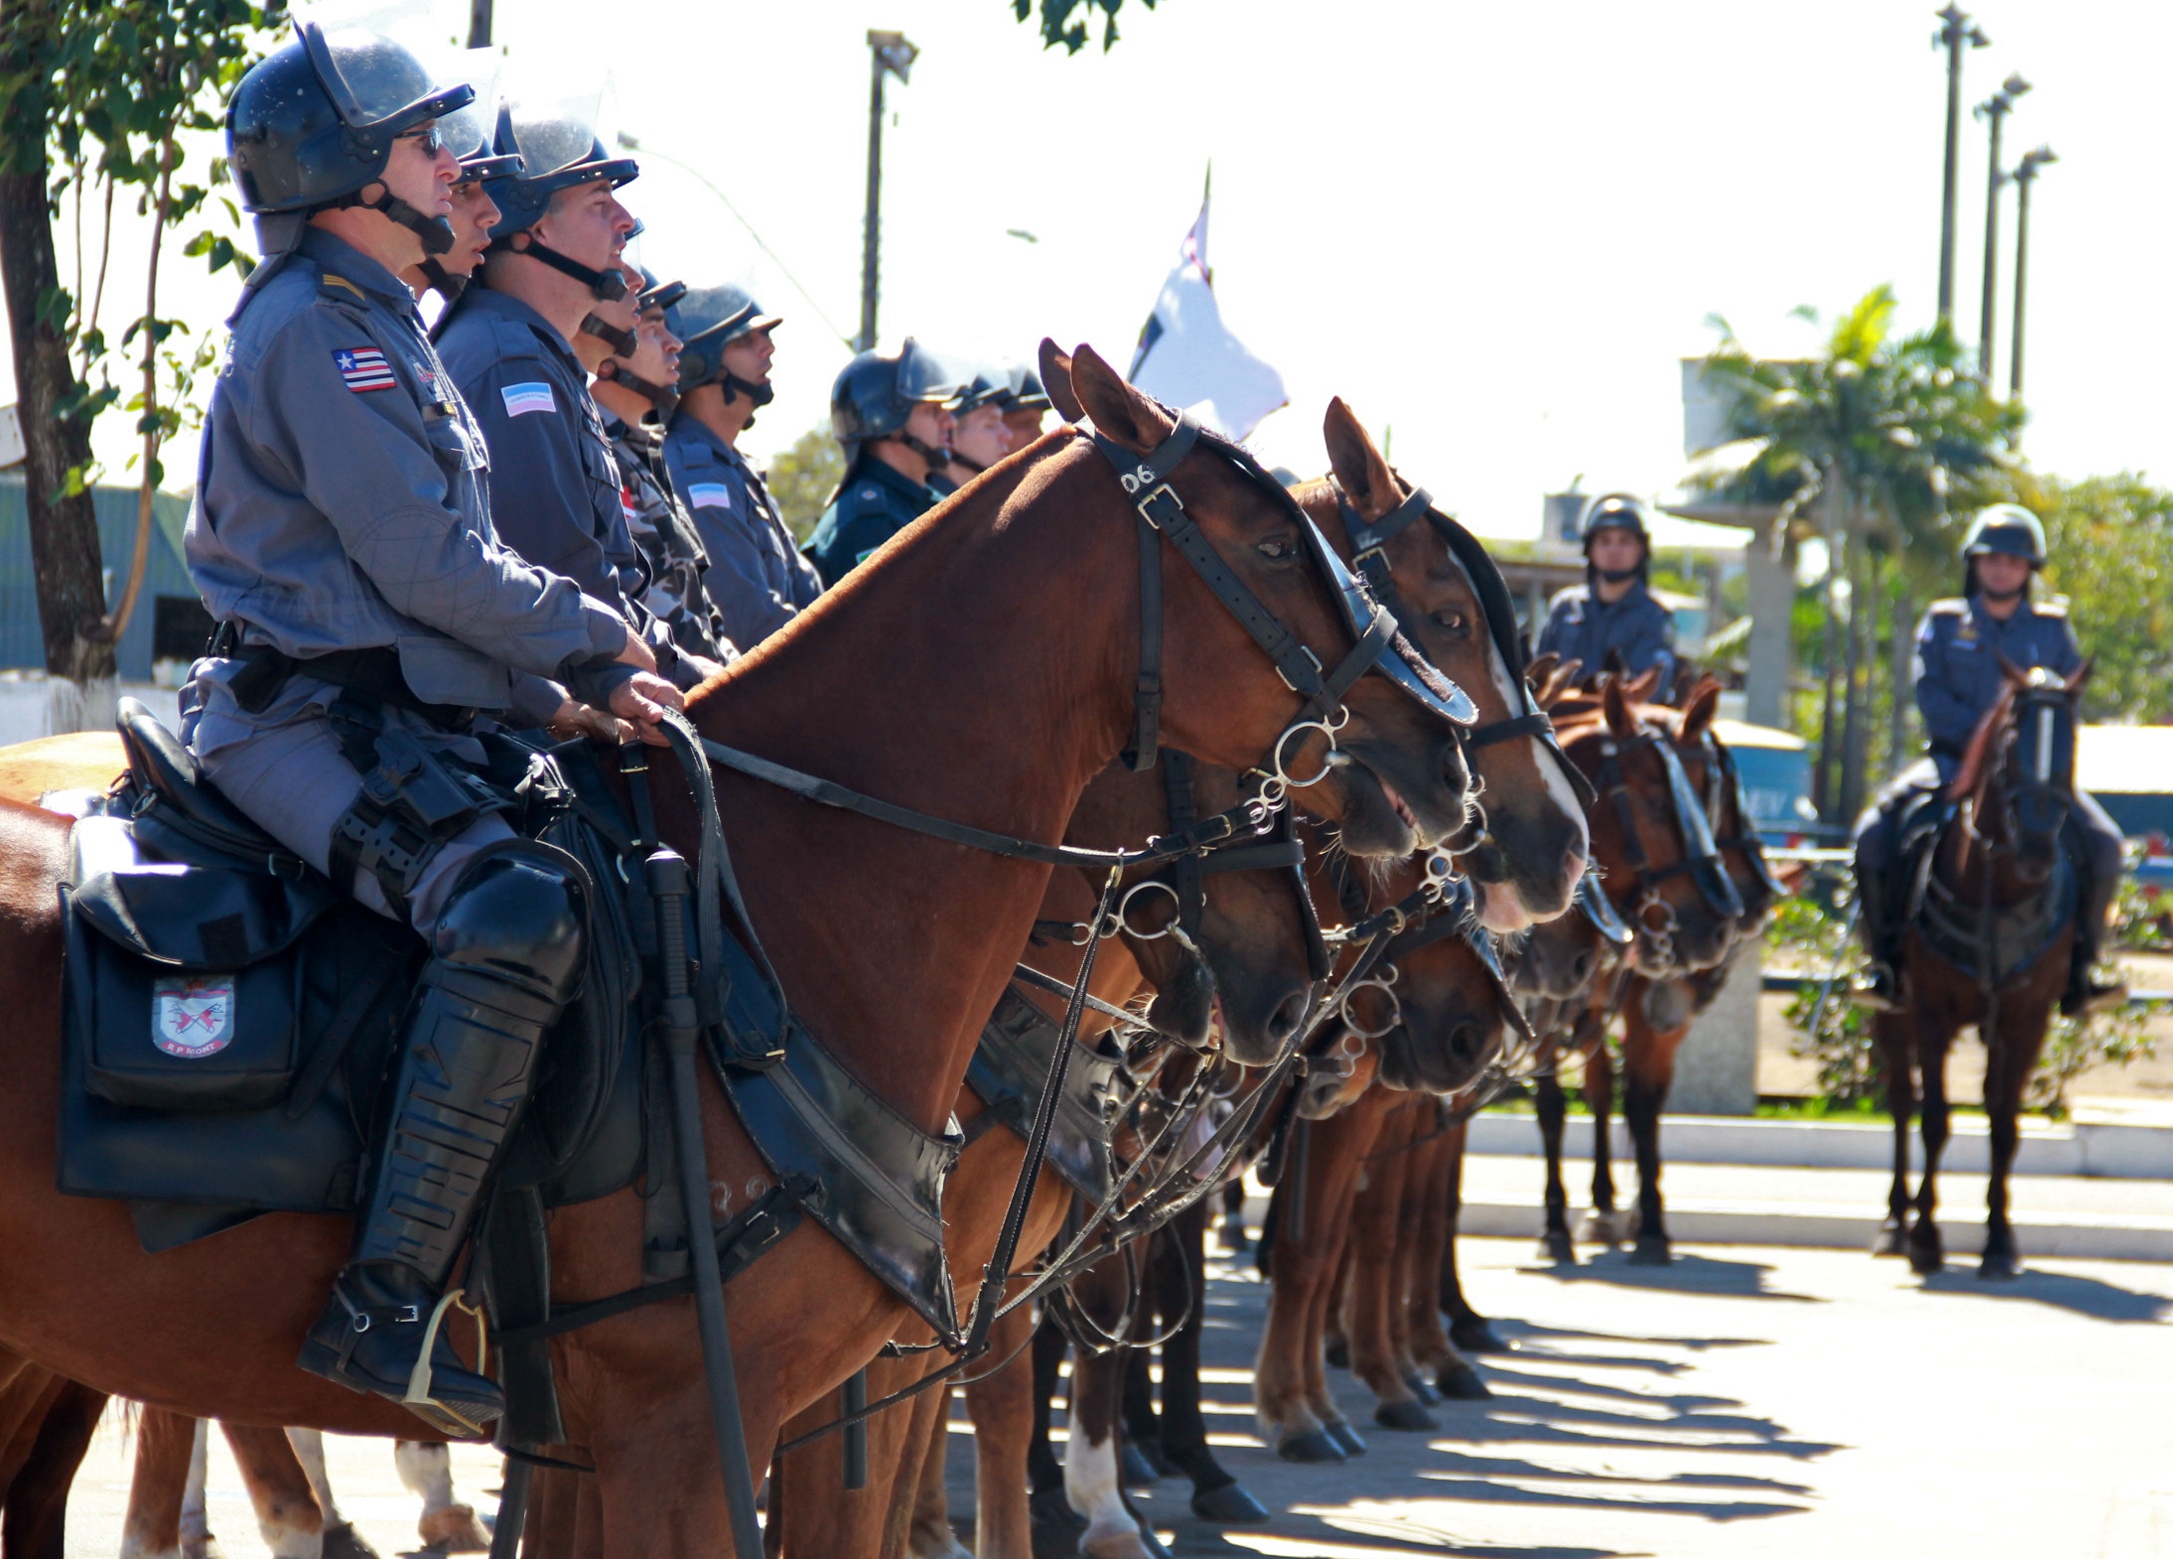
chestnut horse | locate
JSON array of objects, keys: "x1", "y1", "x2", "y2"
[
  {"x1": 1876, "y1": 663, "x2": 2090, "y2": 1279},
  {"x1": 0, "y1": 348, "x2": 1475, "y2": 1558}
]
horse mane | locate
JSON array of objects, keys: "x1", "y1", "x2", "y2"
[{"x1": 1946, "y1": 680, "x2": 2018, "y2": 804}]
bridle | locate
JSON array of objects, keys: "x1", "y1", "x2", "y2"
[
  {"x1": 1331, "y1": 478, "x2": 1597, "y2": 811},
  {"x1": 1692, "y1": 729, "x2": 1787, "y2": 905},
  {"x1": 1586, "y1": 725, "x2": 1744, "y2": 971}
]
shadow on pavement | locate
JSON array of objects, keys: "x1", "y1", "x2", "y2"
[
  {"x1": 1919, "y1": 1265, "x2": 2172, "y2": 1321},
  {"x1": 1522, "y1": 1251, "x2": 1822, "y2": 1303}
]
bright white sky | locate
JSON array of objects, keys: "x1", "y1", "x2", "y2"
[{"x1": 8, "y1": 0, "x2": 2165, "y2": 542}]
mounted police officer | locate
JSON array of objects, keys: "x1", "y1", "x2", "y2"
[
  {"x1": 586, "y1": 272, "x2": 735, "y2": 664},
  {"x1": 434, "y1": 103, "x2": 712, "y2": 690},
  {"x1": 927, "y1": 367, "x2": 1013, "y2": 498},
  {"x1": 801, "y1": 338, "x2": 960, "y2": 588},
  {"x1": 1852, "y1": 504, "x2": 2125, "y2": 1015},
  {"x1": 1535, "y1": 493, "x2": 1678, "y2": 695},
  {"x1": 191, "y1": 24, "x2": 681, "y2": 1435},
  {"x1": 660, "y1": 285, "x2": 822, "y2": 649},
  {"x1": 403, "y1": 56, "x2": 515, "y2": 304}
]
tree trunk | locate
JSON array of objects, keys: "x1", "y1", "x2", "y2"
[
  {"x1": 1839, "y1": 536, "x2": 1876, "y2": 824},
  {"x1": 1813, "y1": 469, "x2": 1844, "y2": 824},
  {"x1": 1887, "y1": 579, "x2": 1916, "y2": 776},
  {"x1": 0, "y1": 163, "x2": 117, "y2": 733}
]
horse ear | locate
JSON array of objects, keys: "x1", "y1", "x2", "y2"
[
  {"x1": 1996, "y1": 650, "x2": 2028, "y2": 686},
  {"x1": 1037, "y1": 338, "x2": 1084, "y2": 423},
  {"x1": 1068, "y1": 343, "x2": 1174, "y2": 456},
  {"x1": 1545, "y1": 657, "x2": 1585, "y2": 706},
  {"x1": 2068, "y1": 656, "x2": 2094, "y2": 695},
  {"x1": 1322, "y1": 398, "x2": 1399, "y2": 519},
  {"x1": 1602, "y1": 675, "x2": 1640, "y2": 739},
  {"x1": 1623, "y1": 666, "x2": 1662, "y2": 705},
  {"x1": 1525, "y1": 651, "x2": 1559, "y2": 694},
  {"x1": 1680, "y1": 678, "x2": 1721, "y2": 742}
]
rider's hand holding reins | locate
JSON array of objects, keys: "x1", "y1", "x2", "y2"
[{"x1": 610, "y1": 671, "x2": 682, "y2": 745}]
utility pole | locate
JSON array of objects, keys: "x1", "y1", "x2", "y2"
[
  {"x1": 1975, "y1": 73, "x2": 2029, "y2": 382},
  {"x1": 2010, "y1": 145, "x2": 2057, "y2": 403},
  {"x1": 859, "y1": 30, "x2": 919, "y2": 353},
  {"x1": 468, "y1": 0, "x2": 491, "y2": 47},
  {"x1": 1933, "y1": 5, "x2": 1989, "y2": 325}
]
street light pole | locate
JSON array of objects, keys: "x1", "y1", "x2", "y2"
[
  {"x1": 1933, "y1": 5, "x2": 1989, "y2": 325},
  {"x1": 1975, "y1": 73, "x2": 2029, "y2": 382},
  {"x1": 2009, "y1": 145, "x2": 2057, "y2": 403},
  {"x1": 859, "y1": 30, "x2": 919, "y2": 354}
]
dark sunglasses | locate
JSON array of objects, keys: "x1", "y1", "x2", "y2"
[{"x1": 396, "y1": 125, "x2": 447, "y2": 157}]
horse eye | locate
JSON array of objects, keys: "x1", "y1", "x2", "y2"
[
  {"x1": 1257, "y1": 536, "x2": 1297, "y2": 561},
  {"x1": 1433, "y1": 610, "x2": 1467, "y2": 634}
]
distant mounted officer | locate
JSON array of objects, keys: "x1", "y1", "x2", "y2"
[
  {"x1": 584, "y1": 272, "x2": 734, "y2": 665},
  {"x1": 927, "y1": 366, "x2": 1013, "y2": 498},
  {"x1": 660, "y1": 284, "x2": 822, "y2": 649},
  {"x1": 434, "y1": 103, "x2": 706, "y2": 690},
  {"x1": 195, "y1": 23, "x2": 678, "y2": 1435},
  {"x1": 1852, "y1": 503, "x2": 2125, "y2": 1015},
  {"x1": 1534, "y1": 493, "x2": 1678, "y2": 695},
  {"x1": 801, "y1": 338, "x2": 960, "y2": 588}
]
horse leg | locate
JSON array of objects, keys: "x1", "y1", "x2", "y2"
[
  {"x1": 1319, "y1": 1244, "x2": 1351, "y2": 1372},
  {"x1": 1, "y1": 1377, "x2": 105, "y2": 1559},
  {"x1": 955, "y1": 1297, "x2": 1040, "y2": 1559},
  {"x1": 1431, "y1": 1121, "x2": 1498, "y2": 1387},
  {"x1": 773, "y1": 1343, "x2": 938, "y2": 1559},
  {"x1": 1980, "y1": 997, "x2": 2052, "y2": 1281},
  {"x1": 1400, "y1": 1124, "x2": 1455, "y2": 1396},
  {"x1": 1580, "y1": 1042, "x2": 1625, "y2": 1245},
  {"x1": 1874, "y1": 1010, "x2": 1916, "y2": 1256},
  {"x1": 1909, "y1": 1015, "x2": 1955, "y2": 1276},
  {"x1": 1119, "y1": 1339, "x2": 1161, "y2": 1483},
  {"x1": 1533, "y1": 1072, "x2": 1576, "y2": 1262},
  {"x1": 1025, "y1": 1319, "x2": 1078, "y2": 1537},
  {"x1": 1347, "y1": 1109, "x2": 1429, "y2": 1430},
  {"x1": 393, "y1": 1440, "x2": 490, "y2": 1553},
  {"x1": 219, "y1": 1425, "x2": 325, "y2": 1559},
  {"x1": 1149, "y1": 1203, "x2": 1261, "y2": 1525},
  {"x1": 1622, "y1": 1008, "x2": 1685, "y2": 1266},
  {"x1": 279, "y1": 1428, "x2": 378, "y2": 1559},
  {"x1": 121, "y1": 1410, "x2": 200, "y2": 1559},
  {"x1": 524, "y1": 1467, "x2": 583, "y2": 1559}
]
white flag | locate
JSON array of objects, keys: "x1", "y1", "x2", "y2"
[{"x1": 1128, "y1": 184, "x2": 1287, "y2": 442}]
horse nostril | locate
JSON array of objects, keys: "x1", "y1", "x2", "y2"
[
  {"x1": 1450, "y1": 1023, "x2": 1481, "y2": 1063},
  {"x1": 1571, "y1": 951, "x2": 1592, "y2": 983},
  {"x1": 1268, "y1": 987, "x2": 1310, "y2": 1041}
]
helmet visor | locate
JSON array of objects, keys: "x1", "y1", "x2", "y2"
[
  {"x1": 894, "y1": 339, "x2": 963, "y2": 406},
  {"x1": 302, "y1": 24, "x2": 471, "y2": 135}
]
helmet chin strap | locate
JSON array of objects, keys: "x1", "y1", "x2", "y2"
[
  {"x1": 340, "y1": 183, "x2": 456, "y2": 257},
  {"x1": 1595, "y1": 566, "x2": 1642, "y2": 585},
  {"x1": 416, "y1": 257, "x2": 467, "y2": 301},
  {"x1": 580, "y1": 313, "x2": 638, "y2": 355},
  {"x1": 504, "y1": 232, "x2": 630, "y2": 302},
  {"x1": 599, "y1": 361, "x2": 679, "y2": 420},
  {"x1": 946, "y1": 453, "x2": 988, "y2": 476},
  {"x1": 720, "y1": 372, "x2": 775, "y2": 409},
  {"x1": 894, "y1": 431, "x2": 949, "y2": 469}
]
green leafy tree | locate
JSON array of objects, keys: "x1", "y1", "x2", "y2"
[
  {"x1": 0, "y1": 0, "x2": 276, "y2": 726},
  {"x1": 2027, "y1": 473, "x2": 2173, "y2": 725},
  {"x1": 764, "y1": 427, "x2": 845, "y2": 545},
  {"x1": 1692, "y1": 286, "x2": 2020, "y2": 822},
  {"x1": 1013, "y1": 0, "x2": 1160, "y2": 53}
]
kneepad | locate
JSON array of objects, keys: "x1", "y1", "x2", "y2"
[{"x1": 429, "y1": 840, "x2": 591, "y2": 1009}]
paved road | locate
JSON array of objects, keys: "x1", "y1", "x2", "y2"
[{"x1": 57, "y1": 1237, "x2": 2173, "y2": 1558}]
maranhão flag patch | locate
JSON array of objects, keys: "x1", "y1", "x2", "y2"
[
  {"x1": 687, "y1": 482, "x2": 733, "y2": 510},
  {"x1": 333, "y1": 347, "x2": 397, "y2": 392},
  {"x1": 501, "y1": 382, "x2": 557, "y2": 417}
]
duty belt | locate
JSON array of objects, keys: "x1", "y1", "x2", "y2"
[{"x1": 210, "y1": 622, "x2": 477, "y2": 730}]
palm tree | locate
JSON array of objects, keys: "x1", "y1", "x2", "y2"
[{"x1": 1691, "y1": 286, "x2": 2020, "y2": 824}]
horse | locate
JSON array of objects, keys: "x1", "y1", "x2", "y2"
[
  {"x1": 0, "y1": 345, "x2": 1478, "y2": 1559},
  {"x1": 1875, "y1": 661, "x2": 2091, "y2": 1280}
]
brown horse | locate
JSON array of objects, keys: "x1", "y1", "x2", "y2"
[
  {"x1": 0, "y1": 347, "x2": 1475, "y2": 1557},
  {"x1": 1877, "y1": 663, "x2": 2089, "y2": 1280}
]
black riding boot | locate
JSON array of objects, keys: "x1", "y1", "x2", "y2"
[
  {"x1": 1850, "y1": 864, "x2": 1907, "y2": 1012},
  {"x1": 300, "y1": 849, "x2": 585, "y2": 1437},
  {"x1": 2062, "y1": 854, "x2": 2126, "y2": 1018}
]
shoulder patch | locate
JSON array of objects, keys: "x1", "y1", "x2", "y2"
[
  {"x1": 501, "y1": 382, "x2": 557, "y2": 418},
  {"x1": 1927, "y1": 597, "x2": 1967, "y2": 615},
  {"x1": 2033, "y1": 598, "x2": 2068, "y2": 617},
  {"x1": 687, "y1": 482, "x2": 734, "y2": 511},
  {"x1": 859, "y1": 487, "x2": 878, "y2": 502},
  {"x1": 332, "y1": 347, "x2": 397, "y2": 393}
]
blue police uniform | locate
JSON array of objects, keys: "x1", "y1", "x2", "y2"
[
  {"x1": 182, "y1": 227, "x2": 630, "y2": 934},
  {"x1": 434, "y1": 288, "x2": 698, "y2": 690},
  {"x1": 801, "y1": 455, "x2": 937, "y2": 589},
  {"x1": 1535, "y1": 578, "x2": 1678, "y2": 692},
  {"x1": 662, "y1": 414, "x2": 822, "y2": 647},
  {"x1": 606, "y1": 413, "x2": 732, "y2": 662}
]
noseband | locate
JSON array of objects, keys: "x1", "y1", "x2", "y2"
[{"x1": 1590, "y1": 728, "x2": 1745, "y2": 969}]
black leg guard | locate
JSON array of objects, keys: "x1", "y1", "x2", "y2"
[
  {"x1": 2062, "y1": 833, "x2": 2126, "y2": 1017},
  {"x1": 300, "y1": 845, "x2": 587, "y2": 1437},
  {"x1": 1851, "y1": 844, "x2": 1907, "y2": 1010}
]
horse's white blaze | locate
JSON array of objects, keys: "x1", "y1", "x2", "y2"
[
  {"x1": 1063, "y1": 1428, "x2": 1146, "y2": 1559},
  {"x1": 2035, "y1": 706, "x2": 2054, "y2": 783}
]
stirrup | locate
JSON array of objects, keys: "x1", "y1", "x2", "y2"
[
  {"x1": 2063, "y1": 973, "x2": 2127, "y2": 1019},
  {"x1": 1849, "y1": 963, "x2": 1902, "y2": 1012}
]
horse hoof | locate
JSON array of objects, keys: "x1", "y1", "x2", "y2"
[
  {"x1": 1031, "y1": 1486, "x2": 1088, "y2": 1531},
  {"x1": 322, "y1": 1523, "x2": 385, "y2": 1559},
  {"x1": 1628, "y1": 1235, "x2": 1673, "y2": 1266},
  {"x1": 1450, "y1": 1316, "x2": 1510, "y2": 1354},
  {"x1": 182, "y1": 1536, "x2": 225, "y2": 1559},
  {"x1": 419, "y1": 1506, "x2": 489, "y2": 1555},
  {"x1": 1190, "y1": 1479, "x2": 1270, "y2": 1524},
  {"x1": 1872, "y1": 1223, "x2": 1907, "y2": 1258},
  {"x1": 1120, "y1": 1441, "x2": 1161, "y2": 1487},
  {"x1": 1325, "y1": 1417, "x2": 1368, "y2": 1456},
  {"x1": 1579, "y1": 1210, "x2": 1626, "y2": 1245},
  {"x1": 1435, "y1": 1361, "x2": 1493, "y2": 1401},
  {"x1": 1275, "y1": 1428, "x2": 1345, "y2": 1463},
  {"x1": 1978, "y1": 1251, "x2": 2023, "y2": 1281},
  {"x1": 1539, "y1": 1230, "x2": 1578, "y2": 1264},
  {"x1": 1323, "y1": 1334, "x2": 1350, "y2": 1370},
  {"x1": 1909, "y1": 1229, "x2": 1945, "y2": 1277},
  {"x1": 1404, "y1": 1370, "x2": 1441, "y2": 1405},
  {"x1": 1373, "y1": 1399, "x2": 1439, "y2": 1432}
]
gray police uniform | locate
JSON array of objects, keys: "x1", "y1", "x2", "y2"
[
  {"x1": 182, "y1": 227, "x2": 629, "y2": 935},
  {"x1": 606, "y1": 413, "x2": 733, "y2": 663},
  {"x1": 1855, "y1": 595, "x2": 2120, "y2": 882},
  {"x1": 801, "y1": 455, "x2": 936, "y2": 589},
  {"x1": 1535, "y1": 578, "x2": 1678, "y2": 693},
  {"x1": 434, "y1": 288, "x2": 697, "y2": 690},
  {"x1": 662, "y1": 414, "x2": 821, "y2": 648}
]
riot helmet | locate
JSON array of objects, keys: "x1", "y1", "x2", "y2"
[
  {"x1": 999, "y1": 362, "x2": 1053, "y2": 415},
  {"x1": 482, "y1": 104, "x2": 639, "y2": 301},
  {"x1": 671, "y1": 285, "x2": 783, "y2": 408},
  {"x1": 1960, "y1": 502, "x2": 2047, "y2": 601},
  {"x1": 831, "y1": 339, "x2": 960, "y2": 468},
  {"x1": 412, "y1": 56, "x2": 522, "y2": 302},
  {"x1": 595, "y1": 267, "x2": 685, "y2": 419},
  {"x1": 1578, "y1": 492, "x2": 1651, "y2": 583},
  {"x1": 946, "y1": 367, "x2": 1015, "y2": 475},
  {"x1": 226, "y1": 22, "x2": 472, "y2": 257}
]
